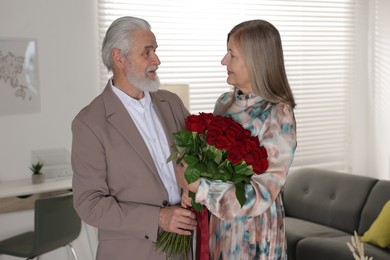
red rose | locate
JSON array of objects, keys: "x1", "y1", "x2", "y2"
[
  {"x1": 245, "y1": 146, "x2": 268, "y2": 174},
  {"x1": 225, "y1": 125, "x2": 245, "y2": 142},
  {"x1": 207, "y1": 124, "x2": 225, "y2": 135},
  {"x1": 185, "y1": 115, "x2": 205, "y2": 133},
  {"x1": 233, "y1": 139, "x2": 259, "y2": 157},
  {"x1": 198, "y1": 113, "x2": 215, "y2": 124},
  {"x1": 244, "y1": 150, "x2": 260, "y2": 165},
  {"x1": 206, "y1": 125, "x2": 225, "y2": 146},
  {"x1": 206, "y1": 117, "x2": 233, "y2": 146},
  {"x1": 209, "y1": 118, "x2": 229, "y2": 132},
  {"x1": 251, "y1": 158, "x2": 269, "y2": 174},
  {"x1": 258, "y1": 146, "x2": 267, "y2": 158},
  {"x1": 224, "y1": 118, "x2": 257, "y2": 146},
  {"x1": 206, "y1": 130, "x2": 220, "y2": 146},
  {"x1": 227, "y1": 148, "x2": 244, "y2": 164},
  {"x1": 214, "y1": 135, "x2": 237, "y2": 150},
  {"x1": 185, "y1": 113, "x2": 214, "y2": 134}
]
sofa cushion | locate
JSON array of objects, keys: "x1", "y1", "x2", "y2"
[
  {"x1": 296, "y1": 236, "x2": 390, "y2": 260},
  {"x1": 284, "y1": 168, "x2": 377, "y2": 233},
  {"x1": 286, "y1": 217, "x2": 349, "y2": 260},
  {"x1": 359, "y1": 180, "x2": 390, "y2": 234},
  {"x1": 361, "y1": 200, "x2": 390, "y2": 248}
]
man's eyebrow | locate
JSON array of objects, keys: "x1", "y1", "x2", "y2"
[{"x1": 144, "y1": 45, "x2": 157, "y2": 50}]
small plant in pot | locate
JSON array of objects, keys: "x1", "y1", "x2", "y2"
[{"x1": 30, "y1": 161, "x2": 45, "y2": 184}]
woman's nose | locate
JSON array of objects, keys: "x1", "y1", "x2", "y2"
[{"x1": 221, "y1": 54, "x2": 228, "y2": 65}]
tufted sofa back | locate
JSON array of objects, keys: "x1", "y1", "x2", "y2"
[{"x1": 283, "y1": 168, "x2": 377, "y2": 234}]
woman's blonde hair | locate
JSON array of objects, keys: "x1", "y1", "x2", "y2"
[{"x1": 228, "y1": 20, "x2": 296, "y2": 108}]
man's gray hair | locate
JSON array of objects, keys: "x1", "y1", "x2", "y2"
[{"x1": 101, "y1": 16, "x2": 151, "y2": 72}]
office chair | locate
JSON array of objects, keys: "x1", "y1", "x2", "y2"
[{"x1": 0, "y1": 194, "x2": 81, "y2": 260}]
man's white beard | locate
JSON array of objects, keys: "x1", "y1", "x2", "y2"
[{"x1": 126, "y1": 66, "x2": 160, "y2": 92}]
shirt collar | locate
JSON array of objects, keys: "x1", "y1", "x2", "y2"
[{"x1": 110, "y1": 78, "x2": 152, "y2": 110}]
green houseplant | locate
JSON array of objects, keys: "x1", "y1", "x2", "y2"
[{"x1": 30, "y1": 161, "x2": 44, "y2": 184}]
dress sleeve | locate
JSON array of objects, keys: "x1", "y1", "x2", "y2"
[{"x1": 195, "y1": 103, "x2": 297, "y2": 221}]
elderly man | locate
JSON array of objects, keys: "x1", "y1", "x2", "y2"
[{"x1": 71, "y1": 16, "x2": 196, "y2": 260}]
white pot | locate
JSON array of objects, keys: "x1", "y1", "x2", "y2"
[{"x1": 32, "y1": 174, "x2": 45, "y2": 184}]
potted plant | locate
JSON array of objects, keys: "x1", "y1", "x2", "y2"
[{"x1": 30, "y1": 161, "x2": 44, "y2": 184}]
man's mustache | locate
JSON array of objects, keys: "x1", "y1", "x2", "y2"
[{"x1": 146, "y1": 66, "x2": 159, "y2": 73}]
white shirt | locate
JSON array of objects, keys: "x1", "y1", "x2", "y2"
[{"x1": 111, "y1": 81, "x2": 180, "y2": 205}]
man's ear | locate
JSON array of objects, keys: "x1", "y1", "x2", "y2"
[{"x1": 112, "y1": 48, "x2": 125, "y2": 69}]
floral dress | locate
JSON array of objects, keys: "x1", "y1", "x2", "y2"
[{"x1": 195, "y1": 90, "x2": 297, "y2": 260}]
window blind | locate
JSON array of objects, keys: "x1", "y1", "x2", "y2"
[
  {"x1": 97, "y1": 0, "x2": 355, "y2": 170},
  {"x1": 372, "y1": 0, "x2": 390, "y2": 178}
]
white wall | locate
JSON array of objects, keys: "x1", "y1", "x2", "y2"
[
  {"x1": 0, "y1": 0, "x2": 99, "y2": 259},
  {"x1": 0, "y1": 0, "x2": 99, "y2": 182}
]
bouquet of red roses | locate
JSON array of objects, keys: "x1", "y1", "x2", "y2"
[
  {"x1": 173, "y1": 112, "x2": 268, "y2": 209},
  {"x1": 155, "y1": 112, "x2": 268, "y2": 258}
]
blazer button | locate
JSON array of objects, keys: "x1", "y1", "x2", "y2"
[
  {"x1": 162, "y1": 200, "x2": 168, "y2": 206},
  {"x1": 145, "y1": 235, "x2": 149, "y2": 240}
]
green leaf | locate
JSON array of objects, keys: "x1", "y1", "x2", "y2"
[
  {"x1": 194, "y1": 162, "x2": 211, "y2": 178},
  {"x1": 191, "y1": 200, "x2": 204, "y2": 211},
  {"x1": 166, "y1": 151, "x2": 178, "y2": 163},
  {"x1": 184, "y1": 167, "x2": 200, "y2": 184},
  {"x1": 205, "y1": 145, "x2": 224, "y2": 164},
  {"x1": 30, "y1": 161, "x2": 44, "y2": 174},
  {"x1": 183, "y1": 154, "x2": 198, "y2": 166},
  {"x1": 194, "y1": 162, "x2": 207, "y2": 174},
  {"x1": 231, "y1": 174, "x2": 251, "y2": 184},
  {"x1": 204, "y1": 161, "x2": 218, "y2": 178},
  {"x1": 213, "y1": 170, "x2": 231, "y2": 182},
  {"x1": 219, "y1": 160, "x2": 234, "y2": 175},
  {"x1": 176, "y1": 146, "x2": 188, "y2": 155},
  {"x1": 232, "y1": 162, "x2": 250, "y2": 175},
  {"x1": 189, "y1": 191, "x2": 204, "y2": 211},
  {"x1": 205, "y1": 148, "x2": 216, "y2": 160},
  {"x1": 216, "y1": 149, "x2": 226, "y2": 164},
  {"x1": 187, "y1": 132, "x2": 201, "y2": 154},
  {"x1": 235, "y1": 183, "x2": 246, "y2": 208},
  {"x1": 175, "y1": 152, "x2": 186, "y2": 165},
  {"x1": 173, "y1": 130, "x2": 188, "y2": 146}
]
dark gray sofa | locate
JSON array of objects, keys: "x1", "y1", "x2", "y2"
[{"x1": 283, "y1": 168, "x2": 390, "y2": 260}]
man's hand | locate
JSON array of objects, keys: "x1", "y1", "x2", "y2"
[{"x1": 159, "y1": 206, "x2": 197, "y2": 235}]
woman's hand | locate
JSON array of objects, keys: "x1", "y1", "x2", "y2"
[
  {"x1": 174, "y1": 162, "x2": 188, "y2": 189},
  {"x1": 187, "y1": 178, "x2": 200, "y2": 193},
  {"x1": 181, "y1": 189, "x2": 193, "y2": 209}
]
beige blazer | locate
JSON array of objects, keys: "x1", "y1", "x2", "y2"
[{"x1": 71, "y1": 82, "x2": 190, "y2": 260}]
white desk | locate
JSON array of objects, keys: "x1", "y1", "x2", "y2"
[
  {"x1": 0, "y1": 178, "x2": 72, "y2": 213},
  {"x1": 0, "y1": 178, "x2": 72, "y2": 199},
  {"x1": 0, "y1": 177, "x2": 97, "y2": 259}
]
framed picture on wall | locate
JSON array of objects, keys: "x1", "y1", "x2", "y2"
[{"x1": 0, "y1": 38, "x2": 40, "y2": 115}]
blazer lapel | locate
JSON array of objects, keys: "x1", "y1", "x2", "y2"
[
  {"x1": 151, "y1": 92, "x2": 185, "y2": 194},
  {"x1": 101, "y1": 84, "x2": 163, "y2": 184},
  {"x1": 150, "y1": 92, "x2": 178, "y2": 153}
]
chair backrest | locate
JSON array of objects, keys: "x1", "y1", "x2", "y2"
[{"x1": 32, "y1": 194, "x2": 81, "y2": 256}]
